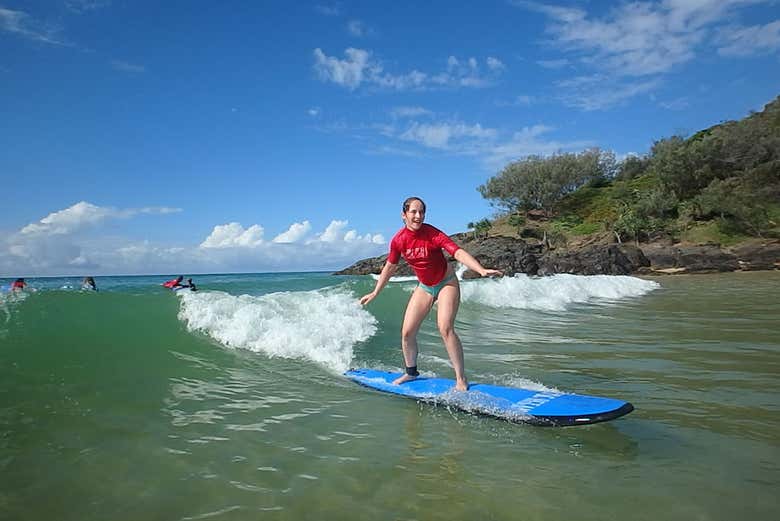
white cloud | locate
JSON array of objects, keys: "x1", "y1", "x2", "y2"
[
  {"x1": 272, "y1": 221, "x2": 311, "y2": 243},
  {"x1": 484, "y1": 125, "x2": 595, "y2": 169},
  {"x1": 313, "y1": 47, "x2": 375, "y2": 90},
  {"x1": 317, "y1": 220, "x2": 384, "y2": 244},
  {"x1": 1, "y1": 202, "x2": 184, "y2": 275},
  {"x1": 555, "y1": 74, "x2": 662, "y2": 111},
  {"x1": 319, "y1": 220, "x2": 349, "y2": 242},
  {"x1": 308, "y1": 107, "x2": 321, "y2": 117},
  {"x1": 20, "y1": 201, "x2": 181, "y2": 236},
  {"x1": 399, "y1": 121, "x2": 497, "y2": 150},
  {"x1": 200, "y1": 223, "x2": 265, "y2": 248},
  {"x1": 313, "y1": 48, "x2": 505, "y2": 91},
  {"x1": 0, "y1": 203, "x2": 386, "y2": 276},
  {"x1": 517, "y1": 0, "x2": 771, "y2": 77},
  {"x1": 0, "y1": 7, "x2": 70, "y2": 46},
  {"x1": 717, "y1": 20, "x2": 780, "y2": 57}
]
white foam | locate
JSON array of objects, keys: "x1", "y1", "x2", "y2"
[
  {"x1": 177, "y1": 289, "x2": 377, "y2": 372},
  {"x1": 460, "y1": 273, "x2": 660, "y2": 311}
]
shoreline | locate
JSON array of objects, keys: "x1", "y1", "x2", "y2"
[{"x1": 334, "y1": 235, "x2": 780, "y2": 278}]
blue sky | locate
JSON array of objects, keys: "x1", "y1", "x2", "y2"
[{"x1": 1, "y1": 0, "x2": 779, "y2": 276}]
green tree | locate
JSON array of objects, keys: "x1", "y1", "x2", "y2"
[{"x1": 479, "y1": 148, "x2": 614, "y2": 216}]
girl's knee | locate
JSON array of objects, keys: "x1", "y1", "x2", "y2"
[{"x1": 438, "y1": 324, "x2": 456, "y2": 339}]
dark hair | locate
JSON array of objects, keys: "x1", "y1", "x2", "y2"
[{"x1": 402, "y1": 197, "x2": 426, "y2": 213}]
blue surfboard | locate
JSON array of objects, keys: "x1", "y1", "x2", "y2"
[{"x1": 344, "y1": 369, "x2": 634, "y2": 426}]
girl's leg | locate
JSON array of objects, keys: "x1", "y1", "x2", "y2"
[
  {"x1": 393, "y1": 287, "x2": 434, "y2": 385},
  {"x1": 435, "y1": 281, "x2": 467, "y2": 390}
]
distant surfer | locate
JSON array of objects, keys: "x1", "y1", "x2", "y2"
[
  {"x1": 10, "y1": 278, "x2": 27, "y2": 292},
  {"x1": 182, "y1": 278, "x2": 197, "y2": 291},
  {"x1": 360, "y1": 197, "x2": 502, "y2": 391},
  {"x1": 82, "y1": 276, "x2": 97, "y2": 291},
  {"x1": 162, "y1": 275, "x2": 184, "y2": 289}
]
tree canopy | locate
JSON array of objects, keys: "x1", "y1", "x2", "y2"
[
  {"x1": 477, "y1": 96, "x2": 780, "y2": 244},
  {"x1": 478, "y1": 148, "x2": 616, "y2": 216}
]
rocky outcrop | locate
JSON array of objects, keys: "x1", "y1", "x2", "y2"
[
  {"x1": 537, "y1": 244, "x2": 649, "y2": 276},
  {"x1": 639, "y1": 243, "x2": 740, "y2": 273},
  {"x1": 335, "y1": 234, "x2": 780, "y2": 277},
  {"x1": 731, "y1": 240, "x2": 780, "y2": 271}
]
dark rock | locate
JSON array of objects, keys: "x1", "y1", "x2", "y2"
[
  {"x1": 730, "y1": 240, "x2": 780, "y2": 271},
  {"x1": 459, "y1": 236, "x2": 541, "y2": 278},
  {"x1": 537, "y1": 244, "x2": 649, "y2": 276},
  {"x1": 335, "y1": 233, "x2": 778, "y2": 277},
  {"x1": 640, "y1": 243, "x2": 740, "y2": 273}
]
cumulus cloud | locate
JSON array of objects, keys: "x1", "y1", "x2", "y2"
[
  {"x1": 272, "y1": 221, "x2": 311, "y2": 243},
  {"x1": 200, "y1": 223, "x2": 265, "y2": 248},
  {"x1": 1, "y1": 202, "x2": 183, "y2": 275},
  {"x1": 20, "y1": 201, "x2": 181, "y2": 236},
  {"x1": 313, "y1": 48, "x2": 505, "y2": 91},
  {"x1": 1, "y1": 202, "x2": 386, "y2": 276},
  {"x1": 313, "y1": 47, "x2": 375, "y2": 90}
]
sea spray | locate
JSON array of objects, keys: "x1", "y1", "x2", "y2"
[
  {"x1": 460, "y1": 273, "x2": 660, "y2": 311},
  {"x1": 177, "y1": 288, "x2": 377, "y2": 372}
]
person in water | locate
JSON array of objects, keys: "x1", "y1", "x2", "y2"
[
  {"x1": 162, "y1": 276, "x2": 184, "y2": 289},
  {"x1": 10, "y1": 278, "x2": 27, "y2": 291},
  {"x1": 183, "y1": 278, "x2": 197, "y2": 291},
  {"x1": 82, "y1": 276, "x2": 97, "y2": 291},
  {"x1": 360, "y1": 197, "x2": 502, "y2": 391}
]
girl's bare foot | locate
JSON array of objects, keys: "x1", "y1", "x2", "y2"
[
  {"x1": 455, "y1": 379, "x2": 469, "y2": 391},
  {"x1": 392, "y1": 373, "x2": 418, "y2": 385}
]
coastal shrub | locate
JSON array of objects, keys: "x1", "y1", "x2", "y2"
[
  {"x1": 479, "y1": 148, "x2": 615, "y2": 216},
  {"x1": 570, "y1": 222, "x2": 601, "y2": 235}
]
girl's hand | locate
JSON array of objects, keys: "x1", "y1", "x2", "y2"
[
  {"x1": 481, "y1": 269, "x2": 503, "y2": 278},
  {"x1": 359, "y1": 292, "x2": 377, "y2": 306}
]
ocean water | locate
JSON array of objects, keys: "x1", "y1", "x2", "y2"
[{"x1": 1, "y1": 271, "x2": 778, "y2": 520}]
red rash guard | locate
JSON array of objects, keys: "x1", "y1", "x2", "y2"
[{"x1": 388, "y1": 224, "x2": 460, "y2": 286}]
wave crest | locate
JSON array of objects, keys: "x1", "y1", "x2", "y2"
[{"x1": 178, "y1": 288, "x2": 377, "y2": 372}]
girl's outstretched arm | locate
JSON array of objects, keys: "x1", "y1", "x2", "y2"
[
  {"x1": 454, "y1": 249, "x2": 503, "y2": 277},
  {"x1": 359, "y1": 261, "x2": 399, "y2": 305}
]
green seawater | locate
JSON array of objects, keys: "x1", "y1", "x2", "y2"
[{"x1": 0, "y1": 272, "x2": 778, "y2": 520}]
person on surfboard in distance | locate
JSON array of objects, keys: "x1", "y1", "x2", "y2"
[
  {"x1": 10, "y1": 278, "x2": 27, "y2": 292},
  {"x1": 162, "y1": 275, "x2": 184, "y2": 289},
  {"x1": 360, "y1": 197, "x2": 502, "y2": 391}
]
